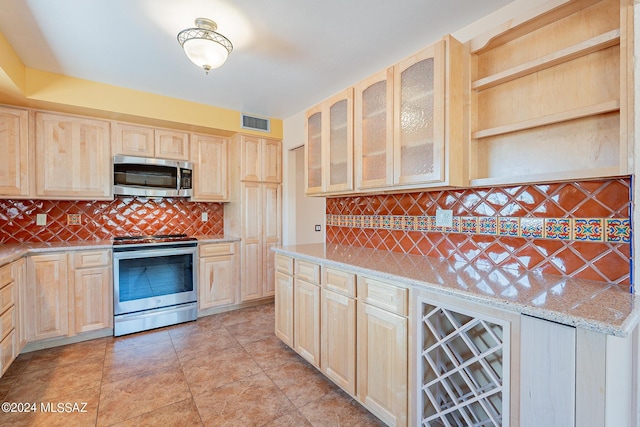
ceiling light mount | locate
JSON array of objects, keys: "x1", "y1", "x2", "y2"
[{"x1": 177, "y1": 17, "x2": 233, "y2": 74}]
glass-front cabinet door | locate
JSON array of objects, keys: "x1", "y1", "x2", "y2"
[
  {"x1": 394, "y1": 41, "x2": 445, "y2": 186},
  {"x1": 325, "y1": 89, "x2": 353, "y2": 194},
  {"x1": 355, "y1": 68, "x2": 394, "y2": 190},
  {"x1": 305, "y1": 107, "x2": 323, "y2": 195},
  {"x1": 305, "y1": 88, "x2": 354, "y2": 195}
]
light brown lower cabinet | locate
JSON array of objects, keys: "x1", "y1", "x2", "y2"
[
  {"x1": 274, "y1": 270, "x2": 294, "y2": 347},
  {"x1": 0, "y1": 263, "x2": 17, "y2": 376},
  {"x1": 11, "y1": 258, "x2": 27, "y2": 352},
  {"x1": 357, "y1": 276, "x2": 408, "y2": 427},
  {"x1": 321, "y1": 287, "x2": 356, "y2": 395},
  {"x1": 71, "y1": 250, "x2": 112, "y2": 334},
  {"x1": 275, "y1": 254, "x2": 408, "y2": 427},
  {"x1": 26, "y1": 250, "x2": 113, "y2": 342},
  {"x1": 321, "y1": 267, "x2": 356, "y2": 396},
  {"x1": 293, "y1": 277, "x2": 321, "y2": 367},
  {"x1": 198, "y1": 242, "x2": 237, "y2": 311},
  {"x1": 27, "y1": 253, "x2": 70, "y2": 341}
]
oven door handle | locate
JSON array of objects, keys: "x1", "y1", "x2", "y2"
[{"x1": 113, "y1": 246, "x2": 197, "y2": 260}]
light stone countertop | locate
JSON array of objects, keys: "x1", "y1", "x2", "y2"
[
  {"x1": 273, "y1": 243, "x2": 639, "y2": 337},
  {"x1": 0, "y1": 235, "x2": 240, "y2": 266}
]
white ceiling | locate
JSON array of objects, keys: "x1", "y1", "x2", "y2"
[{"x1": 0, "y1": 0, "x2": 514, "y2": 119}]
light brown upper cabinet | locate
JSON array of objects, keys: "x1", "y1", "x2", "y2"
[
  {"x1": 354, "y1": 68, "x2": 394, "y2": 190},
  {"x1": 114, "y1": 123, "x2": 190, "y2": 161},
  {"x1": 393, "y1": 41, "x2": 449, "y2": 188},
  {"x1": 0, "y1": 106, "x2": 29, "y2": 198},
  {"x1": 35, "y1": 112, "x2": 112, "y2": 200},
  {"x1": 237, "y1": 134, "x2": 282, "y2": 183},
  {"x1": 305, "y1": 88, "x2": 354, "y2": 196},
  {"x1": 306, "y1": 35, "x2": 465, "y2": 196},
  {"x1": 468, "y1": 0, "x2": 631, "y2": 186},
  {"x1": 190, "y1": 133, "x2": 229, "y2": 202}
]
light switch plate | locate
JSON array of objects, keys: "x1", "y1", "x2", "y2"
[
  {"x1": 36, "y1": 214, "x2": 47, "y2": 226},
  {"x1": 435, "y1": 209, "x2": 453, "y2": 228},
  {"x1": 315, "y1": 225, "x2": 321, "y2": 232},
  {"x1": 201, "y1": 212, "x2": 208, "y2": 222}
]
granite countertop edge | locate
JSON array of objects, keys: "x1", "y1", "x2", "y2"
[
  {"x1": 0, "y1": 235, "x2": 241, "y2": 265},
  {"x1": 272, "y1": 243, "x2": 639, "y2": 338}
]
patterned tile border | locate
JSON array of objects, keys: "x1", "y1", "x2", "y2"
[{"x1": 326, "y1": 214, "x2": 631, "y2": 243}]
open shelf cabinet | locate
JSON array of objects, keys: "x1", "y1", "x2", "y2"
[{"x1": 468, "y1": 0, "x2": 632, "y2": 187}]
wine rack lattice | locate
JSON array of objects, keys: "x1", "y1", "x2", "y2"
[{"x1": 420, "y1": 301, "x2": 509, "y2": 427}]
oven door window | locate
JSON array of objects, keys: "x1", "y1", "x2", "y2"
[{"x1": 117, "y1": 253, "x2": 193, "y2": 302}]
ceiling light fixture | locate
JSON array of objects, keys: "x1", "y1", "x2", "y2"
[{"x1": 177, "y1": 18, "x2": 233, "y2": 74}]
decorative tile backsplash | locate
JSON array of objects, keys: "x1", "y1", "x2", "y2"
[
  {"x1": 326, "y1": 215, "x2": 630, "y2": 243},
  {"x1": 0, "y1": 197, "x2": 224, "y2": 244},
  {"x1": 326, "y1": 178, "x2": 632, "y2": 285}
]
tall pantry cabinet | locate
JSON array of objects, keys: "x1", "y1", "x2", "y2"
[{"x1": 225, "y1": 134, "x2": 282, "y2": 302}]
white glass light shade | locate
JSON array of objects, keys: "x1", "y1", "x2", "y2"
[
  {"x1": 177, "y1": 18, "x2": 233, "y2": 73},
  {"x1": 183, "y1": 38, "x2": 229, "y2": 71}
]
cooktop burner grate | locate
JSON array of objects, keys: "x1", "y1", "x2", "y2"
[{"x1": 112, "y1": 234, "x2": 197, "y2": 246}]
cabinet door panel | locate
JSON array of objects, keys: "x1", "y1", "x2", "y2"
[
  {"x1": 241, "y1": 242, "x2": 262, "y2": 301},
  {"x1": 357, "y1": 301, "x2": 407, "y2": 427},
  {"x1": 305, "y1": 109, "x2": 323, "y2": 194},
  {"x1": 114, "y1": 123, "x2": 154, "y2": 157},
  {"x1": 35, "y1": 113, "x2": 111, "y2": 199},
  {"x1": 199, "y1": 255, "x2": 235, "y2": 309},
  {"x1": 27, "y1": 254, "x2": 69, "y2": 341},
  {"x1": 263, "y1": 139, "x2": 282, "y2": 183},
  {"x1": 155, "y1": 129, "x2": 190, "y2": 160},
  {"x1": 326, "y1": 89, "x2": 354, "y2": 193},
  {"x1": 394, "y1": 42, "x2": 445, "y2": 186},
  {"x1": 0, "y1": 106, "x2": 29, "y2": 197},
  {"x1": 11, "y1": 258, "x2": 27, "y2": 352},
  {"x1": 263, "y1": 241, "x2": 277, "y2": 297},
  {"x1": 262, "y1": 183, "x2": 281, "y2": 243},
  {"x1": 294, "y1": 278, "x2": 320, "y2": 367},
  {"x1": 191, "y1": 134, "x2": 228, "y2": 201},
  {"x1": 321, "y1": 289, "x2": 356, "y2": 395},
  {"x1": 520, "y1": 315, "x2": 576, "y2": 427},
  {"x1": 355, "y1": 68, "x2": 394, "y2": 190},
  {"x1": 241, "y1": 135, "x2": 262, "y2": 182},
  {"x1": 74, "y1": 266, "x2": 112, "y2": 333},
  {"x1": 275, "y1": 271, "x2": 294, "y2": 347}
]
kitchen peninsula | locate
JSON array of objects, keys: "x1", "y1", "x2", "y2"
[{"x1": 273, "y1": 243, "x2": 639, "y2": 427}]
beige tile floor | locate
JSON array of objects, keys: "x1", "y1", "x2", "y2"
[{"x1": 0, "y1": 303, "x2": 385, "y2": 426}]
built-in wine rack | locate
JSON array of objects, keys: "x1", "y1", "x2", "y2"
[{"x1": 419, "y1": 300, "x2": 510, "y2": 426}]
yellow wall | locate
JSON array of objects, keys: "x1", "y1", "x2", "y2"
[{"x1": 0, "y1": 31, "x2": 282, "y2": 138}]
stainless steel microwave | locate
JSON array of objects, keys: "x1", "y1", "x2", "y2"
[{"x1": 113, "y1": 155, "x2": 193, "y2": 197}]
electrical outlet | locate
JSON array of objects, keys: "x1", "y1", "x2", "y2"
[
  {"x1": 36, "y1": 214, "x2": 47, "y2": 226},
  {"x1": 315, "y1": 225, "x2": 321, "y2": 232},
  {"x1": 67, "y1": 213, "x2": 81, "y2": 226},
  {"x1": 201, "y1": 212, "x2": 208, "y2": 222},
  {"x1": 435, "y1": 209, "x2": 453, "y2": 228}
]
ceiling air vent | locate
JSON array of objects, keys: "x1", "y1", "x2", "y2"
[{"x1": 241, "y1": 114, "x2": 270, "y2": 132}]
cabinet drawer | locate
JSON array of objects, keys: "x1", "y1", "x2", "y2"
[
  {"x1": 295, "y1": 260, "x2": 320, "y2": 284},
  {"x1": 0, "y1": 282, "x2": 14, "y2": 315},
  {"x1": 323, "y1": 268, "x2": 356, "y2": 297},
  {"x1": 358, "y1": 276, "x2": 408, "y2": 316},
  {"x1": 0, "y1": 306, "x2": 15, "y2": 341},
  {"x1": 200, "y1": 243, "x2": 234, "y2": 257},
  {"x1": 74, "y1": 250, "x2": 111, "y2": 268},
  {"x1": 0, "y1": 264, "x2": 11, "y2": 287},
  {"x1": 275, "y1": 254, "x2": 293, "y2": 275},
  {"x1": 0, "y1": 329, "x2": 16, "y2": 376}
]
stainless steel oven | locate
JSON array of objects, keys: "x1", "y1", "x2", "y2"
[{"x1": 112, "y1": 235, "x2": 198, "y2": 336}]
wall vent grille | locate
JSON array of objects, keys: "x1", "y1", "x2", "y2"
[{"x1": 241, "y1": 114, "x2": 270, "y2": 132}]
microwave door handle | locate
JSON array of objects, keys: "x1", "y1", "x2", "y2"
[{"x1": 177, "y1": 166, "x2": 181, "y2": 191}]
